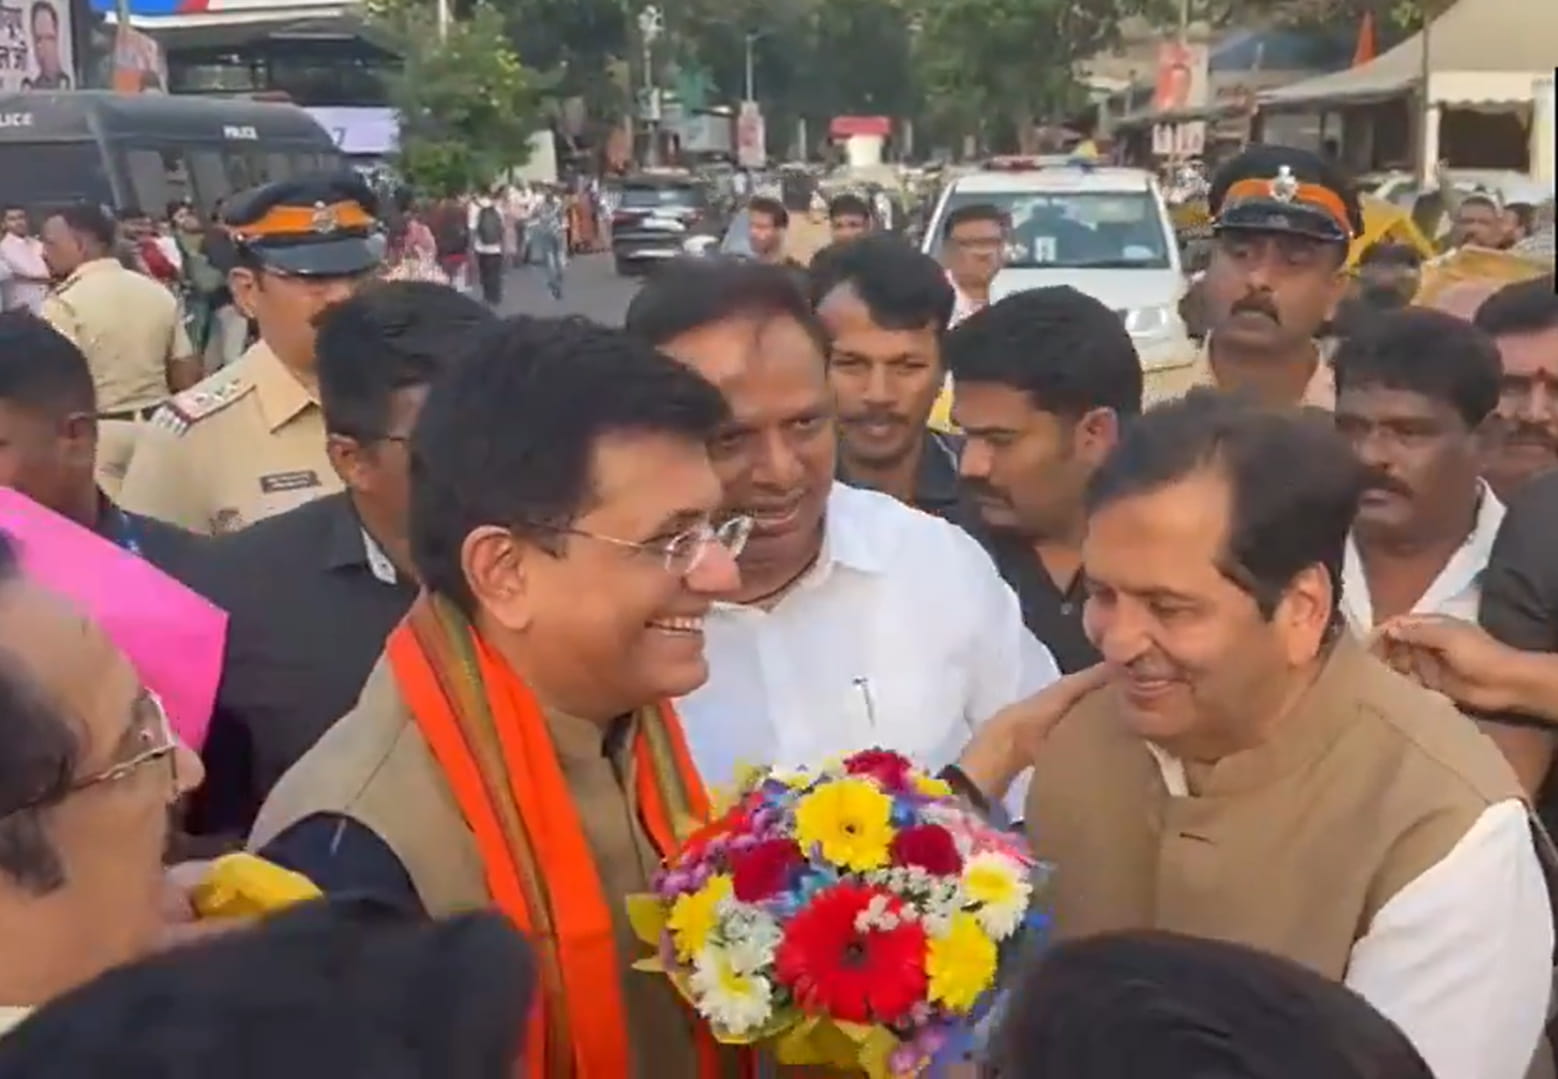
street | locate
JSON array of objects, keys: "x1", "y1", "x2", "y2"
[{"x1": 496, "y1": 252, "x2": 641, "y2": 325}]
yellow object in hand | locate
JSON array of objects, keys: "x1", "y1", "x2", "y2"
[{"x1": 191, "y1": 853, "x2": 322, "y2": 920}]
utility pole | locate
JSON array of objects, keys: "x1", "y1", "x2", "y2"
[
  {"x1": 1418, "y1": 2, "x2": 1435, "y2": 184},
  {"x1": 639, "y1": 5, "x2": 664, "y2": 166},
  {"x1": 744, "y1": 31, "x2": 759, "y2": 103},
  {"x1": 436, "y1": 0, "x2": 450, "y2": 42}
]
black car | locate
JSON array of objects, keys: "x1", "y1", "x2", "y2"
[{"x1": 610, "y1": 173, "x2": 722, "y2": 275}]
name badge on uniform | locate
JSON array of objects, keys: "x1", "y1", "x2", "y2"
[{"x1": 259, "y1": 470, "x2": 323, "y2": 494}]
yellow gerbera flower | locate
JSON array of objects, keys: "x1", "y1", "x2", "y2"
[
  {"x1": 962, "y1": 851, "x2": 1033, "y2": 940},
  {"x1": 926, "y1": 912, "x2": 997, "y2": 1013},
  {"x1": 667, "y1": 874, "x2": 733, "y2": 961},
  {"x1": 912, "y1": 773, "x2": 954, "y2": 799},
  {"x1": 793, "y1": 778, "x2": 895, "y2": 872}
]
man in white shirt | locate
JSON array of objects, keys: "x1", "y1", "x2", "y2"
[
  {"x1": 466, "y1": 189, "x2": 506, "y2": 307},
  {"x1": 940, "y1": 203, "x2": 1007, "y2": 328},
  {"x1": 625, "y1": 258, "x2": 1058, "y2": 792},
  {"x1": 0, "y1": 206, "x2": 50, "y2": 314},
  {"x1": 1332, "y1": 308, "x2": 1506, "y2": 635}
]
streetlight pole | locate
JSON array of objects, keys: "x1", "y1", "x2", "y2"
[
  {"x1": 436, "y1": 0, "x2": 450, "y2": 42},
  {"x1": 638, "y1": 5, "x2": 663, "y2": 167},
  {"x1": 744, "y1": 31, "x2": 758, "y2": 103}
]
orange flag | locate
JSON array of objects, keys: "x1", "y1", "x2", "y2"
[{"x1": 1352, "y1": 11, "x2": 1377, "y2": 66}]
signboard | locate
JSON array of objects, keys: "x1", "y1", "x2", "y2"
[
  {"x1": 1, "y1": 0, "x2": 75, "y2": 91},
  {"x1": 303, "y1": 106, "x2": 399, "y2": 157},
  {"x1": 111, "y1": 24, "x2": 166, "y2": 92},
  {"x1": 1152, "y1": 40, "x2": 1209, "y2": 113},
  {"x1": 1152, "y1": 121, "x2": 1206, "y2": 158},
  {"x1": 737, "y1": 100, "x2": 765, "y2": 169},
  {"x1": 1535, "y1": 75, "x2": 1554, "y2": 185}
]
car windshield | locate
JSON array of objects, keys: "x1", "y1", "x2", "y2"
[
  {"x1": 621, "y1": 184, "x2": 701, "y2": 210},
  {"x1": 931, "y1": 188, "x2": 1172, "y2": 270}
]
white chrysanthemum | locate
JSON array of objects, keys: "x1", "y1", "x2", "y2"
[
  {"x1": 721, "y1": 904, "x2": 783, "y2": 974},
  {"x1": 690, "y1": 946, "x2": 775, "y2": 1036},
  {"x1": 961, "y1": 851, "x2": 1032, "y2": 940}
]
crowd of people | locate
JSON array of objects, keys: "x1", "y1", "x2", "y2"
[{"x1": 0, "y1": 140, "x2": 1557, "y2": 1079}]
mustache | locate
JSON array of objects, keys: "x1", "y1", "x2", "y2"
[
  {"x1": 1231, "y1": 293, "x2": 1281, "y2": 323},
  {"x1": 842, "y1": 408, "x2": 907, "y2": 426},
  {"x1": 1360, "y1": 469, "x2": 1413, "y2": 498},
  {"x1": 963, "y1": 479, "x2": 1009, "y2": 505},
  {"x1": 1505, "y1": 423, "x2": 1556, "y2": 448}
]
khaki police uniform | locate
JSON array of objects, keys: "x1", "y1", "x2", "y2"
[
  {"x1": 115, "y1": 171, "x2": 383, "y2": 535},
  {"x1": 42, "y1": 256, "x2": 195, "y2": 488},
  {"x1": 40, "y1": 257, "x2": 193, "y2": 418},
  {"x1": 115, "y1": 341, "x2": 339, "y2": 535}
]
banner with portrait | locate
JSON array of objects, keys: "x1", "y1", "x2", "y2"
[
  {"x1": 1152, "y1": 40, "x2": 1209, "y2": 114},
  {"x1": 0, "y1": 0, "x2": 74, "y2": 91}
]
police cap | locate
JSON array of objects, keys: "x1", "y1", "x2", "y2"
[
  {"x1": 1208, "y1": 145, "x2": 1363, "y2": 247},
  {"x1": 223, "y1": 172, "x2": 383, "y2": 277}
]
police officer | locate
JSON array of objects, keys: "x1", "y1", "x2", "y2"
[
  {"x1": 38, "y1": 202, "x2": 203, "y2": 489},
  {"x1": 1183, "y1": 145, "x2": 1363, "y2": 411},
  {"x1": 117, "y1": 174, "x2": 382, "y2": 535}
]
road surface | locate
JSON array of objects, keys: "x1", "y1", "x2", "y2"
[{"x1": 495, "y1": 252, "x2": 641, "y2": 325}]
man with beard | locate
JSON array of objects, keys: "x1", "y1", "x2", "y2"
[
  {"x1": 625, "y1": 258, "x2": 1056, "y2": 796},
  {"x1": 946, "y1": 286, "x2": 1143, "y2": 672},
  {"x1": 1188, "y1": 146, "x2": 1362, "y2": 410},
  {"x1": 811, "y1": 234, "x2": 973, "y2": 529},
  {"x1": 826, "y1": 193, "x2": 874, "y2": 245},
  {"x1": 952, "y1": 389, "x2": 1552, "y2": 1079},
  {"x1": 1333, "y1": 308, "x2": 1505, "y2": 636},
  {"x1": 1474, "y1": 275, "x2": 1558, "y2": 497}
]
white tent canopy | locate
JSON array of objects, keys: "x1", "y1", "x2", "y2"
[{"x1": 1258, "y1": 0, "x2": 1558, "y2": 110}]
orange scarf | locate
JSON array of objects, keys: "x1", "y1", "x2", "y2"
[{"x1": 387, "y1": 595, "x2": 739, "y2": 1078}]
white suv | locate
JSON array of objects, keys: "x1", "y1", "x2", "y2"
[{"x1": 922, "y1": 157, "x2": 1194, "y2": 374}]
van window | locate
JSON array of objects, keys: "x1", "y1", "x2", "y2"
[
  {"x1": 126, "y1": 149, "x2": 193, "y2": 215},
  {"x1": 0, "y1": 144, "x2": 110, "y2": 208},
  {"x1": 187, "y1": 150, "x2": 232, "y2": 207}
]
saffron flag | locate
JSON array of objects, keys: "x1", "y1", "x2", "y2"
[{"x1": 1353, "y1": 12, "x2": 1377, "y2": 67}]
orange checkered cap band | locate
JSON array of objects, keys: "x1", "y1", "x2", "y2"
[
  {"x1": 1223, "y1": 178, "x2": 1354, "y2": 238},
  {"x1": 229, "y1": 200, "x2": 375, "y2": 242}
]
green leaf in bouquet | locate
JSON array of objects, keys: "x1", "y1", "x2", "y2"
[
  {"x1": 834, "y1": 1022, "x2": 900, "y2": 1079},
  {"x1": 631, "y1": 956, "x2": 666, "y2": 974},
  {"x1": 773, "y1": 1016, "x2": 827, "y2": 1066},
  {"x1": 712, "y1": 1004, "x2": 803, "y2": 1046},
  {"x1": 625, "y1": 892, "x2": 669, "y2": 948}
]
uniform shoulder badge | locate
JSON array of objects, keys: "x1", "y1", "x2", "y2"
[{"x1": 151, "y1": 376, "x2": 249, "y2": 436}]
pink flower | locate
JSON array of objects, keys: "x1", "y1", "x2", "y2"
[{"x1": 844, "y1": 749, "x2": 915, "y2": 792}]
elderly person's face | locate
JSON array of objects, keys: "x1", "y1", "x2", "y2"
[{"x1": 0, "y1": 580, "x2": 203, "y2": 1003}]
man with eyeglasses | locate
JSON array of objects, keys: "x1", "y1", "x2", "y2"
[
  {"x1": 248, "y1": 317, "x2": 752, "y2": 1077},
  {"x1": 180, "y1": 282, "x2": 493, "y2": 841},
  {"x1": 0, "y1": 529, "x2": 205, "y2": 1037},
  {"x1": 940, "y1": 203, "x2": 1008, "y2": 328}
]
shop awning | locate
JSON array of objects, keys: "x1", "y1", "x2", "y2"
[{"x1": 1259, "y1": 0, "x2": 1558, "y2": 109}]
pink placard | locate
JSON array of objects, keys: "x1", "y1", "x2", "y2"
[{"x1": 0, "y1": 489, "x2": 225, "y2": 750}]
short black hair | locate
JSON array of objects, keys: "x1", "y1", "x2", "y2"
[
  {"x1": 827, "y1": 193, "x2": 872, "y2": 221},
  {"x1": 1086, "y1": 388, "x2": 1363, "y2": 622},
  {"x1": 0, "y1": 899, "x2": 534, "y2": 1079},
  {"x1": 316, "y1": 282, "x2": 494, "y2": 440},
  {"x1": 1357, "y1": 241, "x2": 1423, "y2": 271},
  {"x1": 990, "y1": 930, "x2": 1434, "y2": 1079},
  {"x1": 748, "y1": 196, "x2": 788, "y2": 229},
  {"x1": 0, "y1": 530, "x2": 78, "y2": 897},
  {"x1": 945, "y1": 286, "x2": 1143, "y2": 418},
  {"x1": 410, "y1": 316, "x2": 730, "y2": 612},
  {"x1": 1474, "y1": 275, "x2": 1558, "y2": 338},
  {"x1": 47, "y1": 203, "x2": 115, "y2": 252},
  {"x1": 1334, "y1": 308, "x2": 1500, "y2": 429},
  {"x1": 28, "y1": 1, "x2": 56, "y2": 27},
  {"x1": 0, "y1": 309, "x2": 96, "y2": 416},
  {"x1": 942, "y1": 203, "x2": 1007, "y2": 241},
  {"x1": 626, "y1": 256, "x2": 828, "y2": 355},
  {"x1": 809, "y1": 233, "x2": 953, "y2": 336}
]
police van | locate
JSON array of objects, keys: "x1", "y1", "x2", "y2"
[{"x1": 0, "y1": 92, "x2": 342, "y2": 216}]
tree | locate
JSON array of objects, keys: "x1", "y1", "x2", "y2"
[
  {"x1": 908, "y1": 0, "x2": 1143, "y2": 152},
  {"x1": 378, "y1": 3, "x2": 548, "y2": 196}
]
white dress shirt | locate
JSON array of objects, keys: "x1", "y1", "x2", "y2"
[
  {"x1": 1341, "y1": 482, "x2": 1506, "y2": 634},
  {"x1": 679, "y1": 483, "x2": 1059, "y2": 792},
  {"x1": 946, "y1": 272, "x2": 986, "y2": 328},
  {"x1": 0, "y1": 233, "x2": 49, "y2": 313},
  {"x1": 1148, "y1": 751, "x2": 1552, "y2": 1079}
]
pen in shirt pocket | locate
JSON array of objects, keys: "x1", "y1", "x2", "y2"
[{"x1": 852, "y1": 676, "x2": 878, "y2": 729}]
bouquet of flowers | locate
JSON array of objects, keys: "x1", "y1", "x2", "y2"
[{"x1": 627, "y1": 749, "x2": 1046, "y2": 1077}]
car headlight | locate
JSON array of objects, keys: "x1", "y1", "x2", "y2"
[{"x1": 1122, "y1": 304, "x2": 1175, "y2": 339}]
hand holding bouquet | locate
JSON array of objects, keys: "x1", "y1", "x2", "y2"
[{"x1": 627, "y1": 749, "x2": 1045, "y2": 1077}]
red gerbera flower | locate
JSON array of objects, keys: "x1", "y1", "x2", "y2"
[
  {"x1": 774, "y1": 883, "x2": 928, "y2": 1024},
  {"x1": 730, "y1": 838, "x2": 804, "y2": 902},
  {"x1": 844, "y1": 749, "x2": 915, "y2": 792},
  {"x1": 680, "y1": 806, "x2": 752, "y2": 862},
  {"x1": 889, "y1": 824, "x2": 963, "y2": 876}
]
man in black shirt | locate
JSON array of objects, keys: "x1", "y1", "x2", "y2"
[
  {"x1": 0, "y1": 310, "x2": 200, "y2": 576},
  {"x1": 184, "y1": 282, "x2": 495, "y2": 838},
  {"x1": 945, "y1": 286, "x2": 1143, "y2": 672},
  {"x1": 811, "y1": 233, "x2": 977, "y2": 530}
]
